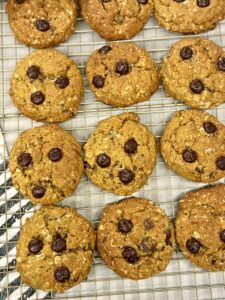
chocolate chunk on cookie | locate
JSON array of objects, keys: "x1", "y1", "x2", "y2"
[
  {"x1": 16, "y1": 206, "x2": 95, "y2": 292},
  {"x1": 160, "y1": 109, "x2": 225, "y2": 183},
  {"x1": 153, "y1": 0, "x2": 225, "y2": 34},
  {"x1": 10, "y1": 124, "x2": 83, "y2": 205},
  {"x1": 161, "y1": 38, "x2": 225, "y2": 109},
  {"x1": 7, "y1": 0, "x2": 77, "y2": 48},
  {"x1": 84, "y1": 112, "x2": 157, "y2": 195},
  {"x1": 97, "y1": 197, "x2": 174, "y2": 279},
  {"x1": 86, "y1": 42, "x2": 159, "y2": 107},
  {"x1": 10, "y1": 49, "x2": 83, "y2": 123},
  {"x1": 175, "y1": 184, "x2": 225, "y2": 271},
  {"x1": 80, "y1": 0, "x2": 153, "y2": 40}
]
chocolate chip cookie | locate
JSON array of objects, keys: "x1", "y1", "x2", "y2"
[
  {"x1": 10, "y1": 49, "x2": 83, "y2": 123},
  {"x1": 84, "y1": 112, "x2": 157, "y2": 195},
  {"x1": 80, "y1": 0, "x2": 153, "y2": 40},
  {"x1": 7, "y1": 0, "x2": 77, "y2": 48},
  {"x1": 154, "y1": 0, "x2": 225, "y2": 34},
  {"x1": 175, "y1": 184, "x2": 225, "y2": 271},
  {"x1": 160, "y1": 109, "x2": 225, "y2": 182},
  {"x1": 10, "y1": 124, "x2": 83, "y2": 205},
  {"x1": 97, "y1": 197, "x2": 175, "y2": 279},
  {"x1": 86, "y1": 43, "x2": 159, "y2": 107},
  {"x1": 161, "y1": 38, "x2": 225, "y2": 109},
  {"x1": 16, "y1": 205, "x2": 95, "y2": 292}
]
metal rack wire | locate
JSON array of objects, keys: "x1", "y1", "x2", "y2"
[{"x1": 0, "y1": 1, "x2": 225, "y2": 299}]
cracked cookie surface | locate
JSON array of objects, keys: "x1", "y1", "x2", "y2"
[
  {"x1": 86, "y1": 43, "x2": 159, "y2": 107},
  {"x1": 153, "y1": 0, "x2": 225, "y2": 34},
  {"x1": 84, "y1": 112, "x2": 157, "y2": 195},
  {"x1": 7, "y1": 0, "x2": 77, "y2": 48},
  {"x1": 161, "y1": 38, "x2": 225, "y2": 109},
  {"x1": 97, "y1": 197, "x2": 175, "y2": 279},
  {"x1": 175, "y1": 184, "x2": 225, "y2": 271},
  {"x1": 16, "y1": 205, "x2": 96, "y2": 292},
  {"x1": 10, "y1": 49, "x2": 83, "y2": 123},
  {"x1": 160, "y1": 109, "x2": 225, "y2": 183},
  {"x1": 80, "y1": 0, "x2": 153, "y2": 40},
  {"x1": 10, "y1": 124, "x2": 83, "y2": 205}
]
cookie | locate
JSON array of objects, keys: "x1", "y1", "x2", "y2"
[
  {"x1": 175, "y1": 184, "x2": 225, "y2": 271},
  {"x1": 7, "y1": 0, "x2": 77, "y2": 49},
  {"x1": 10, "y1": 124, "x2": 83, "y2": 205},
  {"x1": 153, "y1": 0, "x2": 225, "y2": 34},
  {"x1": 80, "y1": 0, "x2": 153, "y2": 41},
  {"x1": 160, "y1": 109, "x2": 225, "y2": 183},
  {"x1": 16, "y1": 205, "x2": 95, "y2": 292},
  {"x1": 84, "y1": 112, "x2": 157, "y2": 195},
  {"x1": 10, "y1": 49, "x2": 83, "y2": 123},
  {"x1": 161, "y1": 38, "x2": 225, "y2": 109},
  {"x1": 97, "y1": 197, "x2": 174, "y2": 280},
  {"x1": 86, "y1": 43, "x2": 159, "y2": 107}
]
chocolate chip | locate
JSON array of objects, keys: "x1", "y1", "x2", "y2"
[
  {"x1": 92, "y1": 75, "x2": 105, "y2": 88},
  {"x1": 197, "y1": 0, "x2": 210, "y2": 7},
  {"x1": 124, "y1": 139, "x2": 138, "y2": 154},
  {"x1": 51, "y1": 235, "x2": 66, "y2": 253},
  {"x1": 99, "y1": 45, "x2": 112, "y2": 54},
  {"x1": 16, "y1": 0, "x2": 25, "y2": 3},
  {"x1": 203, "y1": 121, "x2": 217, "y2": 133},
  {"x1": 119, "y1": 169, "x2": 134, "y2": 184},
  {"x1": 36, "y1": 19, "x2": 50, "y2": 32},
  {"x1": 102, "y1": 0, "x2": 111, "y2": 2},
  {"x1": 165, "y1": 229, "x2": 172, "y2": 245},
  {"x1": 26, "y1": 65, "x2": 40, "y2": 79},
  {"x1": 118, "y1": 219, "x2": 133, "y2": 233},
  {"x1": 122, "y1": 246, "x2": 139, "y2": 264},
  {"x1": 18, "y1": 153, "x2": 32, "y2": 168},
  {"x1": 116, "y1": 60, "x2": 130, "y2": 75},
  {"x1": 30, "y1": 91, "x2": 45, "y2": 105},
  {"x1": 174, "y1": 0, "x2": 185, "y2": 2},
  {"x1": 182, "y1": 149, "x2": 197, "y2": 163},
  {"x1": 143, "y1": 218, "x2": 154, "y2": 230},
  {"x1": 96, "y1": 154, "x2": 111, "y2": 168},
  {"x1": 180, "y1": 47, "x2": 193, "y2": 60},
  {"x1": 217, "y1": 57, "x2": 225, "y2": 71},
  {"x1": 220, "y1": 230, "x2": 225, "y2": 242},
  {"x1": 186, "y1": 237, "x2": 202, "y2": 254},
  {"x1": 189, "y1": 79, "x2": 204, "y2": 94},
  {"x1": 48, "y1": 148, "x2": 63, "y2": 162},
  {"x1": 32, "y1": 186, "x2": 46, "y2": 198},
  {"x1": 216, "y1": 156, "x2": 225, "y2": 170},
  {"x1": 54, "y1": 267, "x2": 70, "y2": 282},
  {"x1": 140, "y1": 237, "x2": 156, "y2": 253},
  {"x1": 55, "y1": 76, "x2": 69, "y2": 89},
  {"x1": 28, "y1": 238, "x2": 43, "y2": 254},
  {"x1": 138, "y1": 0, "x2": 148, "y2": 4}
]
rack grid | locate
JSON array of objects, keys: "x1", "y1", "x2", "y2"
[{"x1": 0, "y1": 1, "x2": 225, "y2": 299}]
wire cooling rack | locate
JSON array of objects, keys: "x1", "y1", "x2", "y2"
[{"x1": 0, "y1": 1, "x2": 225, "y2": 299}]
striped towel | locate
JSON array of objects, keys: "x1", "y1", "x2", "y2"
[{"x1": 0, "y1": 128, "x2": 51, "y2": 299}]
